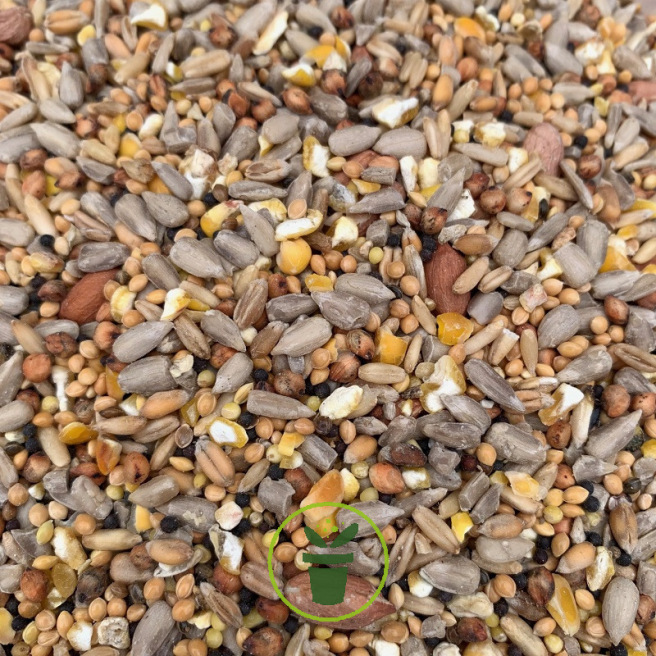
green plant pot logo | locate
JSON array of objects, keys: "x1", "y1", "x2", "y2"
[
  {"x1": 302, "y1": 523, "x2": 357, "y2": 605},
  {"x1": 267, "y1": 502, "x2": 389, "y2": 623}
]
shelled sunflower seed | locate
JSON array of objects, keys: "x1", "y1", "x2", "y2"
[{"x1": 3, "y1": 0, "x2": 656, "y2": 655}]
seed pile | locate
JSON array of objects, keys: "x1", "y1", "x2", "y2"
[{"x1": 2, "y1": 0, "x2": 656, "y2": 655}]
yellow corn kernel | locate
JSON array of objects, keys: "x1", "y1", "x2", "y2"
[
  {"x1": 180, "y1": 398, "x2": 199, "y2": 427},
  {"x1": 340, "y1": 468, "x2": 360, "y2": 502},
  {"x1": 352, "y1": 179, "x2": 381, "y2": 194},
  {"x1": 330, "y1": 216, "x2": 359, "y2": 250},
  {"x1": 105, "y1": 368, "x2": 123, "y2": 401},
  {"x1": 305, "y1": 274, "x2": 333, "y2": 292},
  {"x1": 454, "y1": 17, "x2": 486, "y2": 39},
  {"x1": 279, "y1": 432, "x2": 304, "y2": 457},
  {"x1": 631, "y1": 199, "x2": 656, "y2": 218},
  {"x1": 451, "y1": 511, "x2": 473, "y2": 542},
  {"x1": 148, "y1": 176, "x2": 170, "y2": 194},
  {"x1": 617, "y1": 225, "x2": 638, "y2": 240},
  {"x1": 161, "y1": 288, "x2": 191, "y2": 321},
  {"x1": 282, "y1": 63, "x2": 316, "y2": 86},
  {"x1": 375, "y1": 330, "x2": 408, "y2": 366},
  {"x1": 436, "y1": 312, "x2": 474, "y2": 345},
  {"x1": 277, "y1": 238, "x2": 312, "y2": 275},
  {"x1": 642, "y1": 439, "x2": 656, "y2": 458},
  {"x1": 505, "y1": 471, "x2": 541, "y2": 500},
  {"x1": 134, "y1": 506, "x2": 152, "y2": 532},
  {"x1": 599, "y1": 246, "x2": 635, "y2": 273},
  {"x1": 305, "y1": 45, "x2": 335, "y2": 67},
  {"x1": 490, "y1": 471, "x2": 509, "y2": 486},
  {"x1": 546, "y1": 574, "x2": 580, "y2": 636},
  {"x1": 201, "y1": 202, "x2": 241, "y2": 236},
  {"x1": 110, "y1": 286, "x2": 136, "y2": 321},
  {"x1": 59, "y1": 422, "x2": 98, "y2": 445},
  {"x1": 119, "y1": 134, "x2": 141, "y2": 159}
]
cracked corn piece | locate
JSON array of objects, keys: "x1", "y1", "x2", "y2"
[
  {"x1": 209, "y1": 418, "x2": 248, "y2": 448},
  {"x1": 277, "y1": 238, "x2": 312, "y2": 275},
  {"x1": 546, "y1": 574, "x2": 581, "y2": 636},
  {"x1": 376, "y1": 330, "x2": 408, "y2": 365},
  {"x1": 437, "y1": 312, "x2": 474, "y2": 345}
]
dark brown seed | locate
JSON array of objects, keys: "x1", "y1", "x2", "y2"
[
  {"x1": 273, "y1": 370, "x2": 306, "y2": 398},
  {"x1": 527, "y1": 567, "x2": 555, "y2": 606},
  {"x1": 425, "y1": 243, "x2": 470, "y2": 315},
  {"x1": 330, "y1": 352, "x2": 361, "y2": 383},
  {"x1": 420, "y1": 207, "x2": 448, "y2": 235},
  {"x1": 256, "y1": 598, "x2": 289, "y2": 624},
  {"x1": 479, "y1": 188, "x2": 507, "y2": 214},
  {"x1": 212, "y1": 564, "x2": 243, "y2": 595},
  {"x1": 284, "y1": 468, "x2": 313, "y2": 503},
  {"x1": 123, "y1": 452, "x2": 150, "y2": 485},
  {"x1": 346, "y1": 330, "x2": 375, "y2": 360},
  {"x1": 243, "y1": 627, "x2": 284, "y2": 656},
  {"x1": 602, "y1": 385, "x2": 631, "y2": 418},
  {"x1": 130, "y1": 544, "x2": 154, "y2": 570},
  {"x1": 605, "y1": 296, "x2": 629, "y2": 324},
  {"x1": 20, "y1": 569, "x2": 49, "y2": 602},
  {"x1": 456, "y1": 617, "x2": 488, "y2": 643},
  {"x1": 546, "y1": 420, "x2": 571, "y2": 449},
  {"x1": 45, "y1": 332, "x2": 78, "y2": 358},
  {"x1": 388, "y1": 443, "x2": 427, "y2": 467}
]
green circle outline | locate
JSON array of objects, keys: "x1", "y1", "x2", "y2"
[{"x1": 267, "y1": 501, "x2": 389, "y2": 622}]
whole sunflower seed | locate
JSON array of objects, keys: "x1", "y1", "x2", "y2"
[
  {"x1": 131, "y1": 602, "x2": 176, "y2": 656},
  {"x1": 201, "y1": 310, "x2": 246, "y2": 352},
  {"x1": 141, "y1": 192, "x2": 190, "y2": 228},
  {"x1": 233, "y1": 279, "x2": 269, "y2": 330},
  {"x1": 556, "y1": 347, "x2": 613, "y2": 385},
  {"x1": 112, "y1": 322, "x2": 174, "y2": 364},
  {"x1": 174, "y1": 313, "x2": 211, "y2": 360},
  {"x1": 337, "y1": 502, "x2": 404, "y2": 538},
  {"x1": 0, "y1": 400, "x2": 34, "y2": 431},
  {"x1": 419, "y1": 556, "x2": 480, "y2": 595},
  {"x1": 328, "y1": 125, "x2": 381, "y2": 157},
  {"x1": 117, "y1": 356, "x2": 178, "y2": 395},
  {"x1": 213, "y1": 231, "x2": 260, "y2": 268},
  {"x1": 585, "y1": 410, "x2": 642, "y2": 460},
  {"x1": 476, "y1": 536, "x2": 533, "y2": 564},
  {"x1": 464, "y1": 359, "x2": 525, "y2": 413},
  {"x1": 240, "y1": 206, "x2": 279, "y2": 258},
  {"x1": 142, "y1": 253, "x2": 181, "y2": 291},
  {"x1": 128, "y1": 476, "x2": 179, "y2": 507},
  {"x1": 169, "y1": 238, "x2": 225, "y2": 279},
  {"x1": 537, "y1": 304, "x2": 580, "y2": 349},
  {"x1": 212, "y1": 352, "x2": 253, "y2": 394},
  {"x1": 270, "y1": 316, "x2": 332, "y2": 357},
  {"x1": 485, "y1": 423, "x2": 547, "y2": 465},
  {"x1": 32, "y1": 121, "x2": 80, "y2": 158},
  {"x1": 77, "y1": 242, "x2": 130, "y2": 272},
  {"x1": 312, "y1": 291, "x2": 370, "y2": 330},
  {"x1": 602, "y1": 577, "x2": 639, "y2": 645},
  {"x1": 246, "y1": 390, "x2": 315, "y2": 419}
]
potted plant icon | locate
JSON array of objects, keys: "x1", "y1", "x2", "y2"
[{"x1": 302, "y1": 523, "x2": 358, "y2": 605}]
